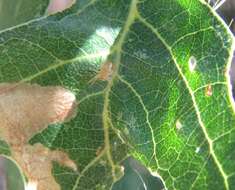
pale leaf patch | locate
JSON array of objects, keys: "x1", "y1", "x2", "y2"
[{"x1": 0, "y1": 83, "x2": 78, "y2": 190}]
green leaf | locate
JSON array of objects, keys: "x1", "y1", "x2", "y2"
[
  {"x1": 0, "y1": 140, "x2": 11, "y2": 156},
  {"x1": 0, "y1": 0, "x2": 234, "y2": 189},
  {"x1": 0, "y1": 0, "x2": 49, "y2": 30}
]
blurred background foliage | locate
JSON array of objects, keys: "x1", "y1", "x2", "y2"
[{"x1": 0, "y1": 157, "x2": 24, "y2": 190}]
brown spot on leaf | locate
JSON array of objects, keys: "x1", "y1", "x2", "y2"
[
  {"x1": 13, "y1": 144, "x2": 77, "y2": 190},
  {"x1": 89, "y1": 61, "x2": 114, "y2": 84},
  {"x1": 0, "y1": 83, "x2": 77, "y2": 190},
  {"x1": 205, "y1": 84, "x2": 213, "y2": 97}
]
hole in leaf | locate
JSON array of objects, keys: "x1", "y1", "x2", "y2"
[
  {"x1": 25, "y1": 181, "x2": 37, "y2": 190},
  {"x1": 112, "y1": 157, "x2": 165, "y2": 190},
  {"x1": 188, "y1": 56, "x2": 197, "y2": 72},
  {"x1": 195, "y1": 147, "x2": 200, "y2": 154},
  {"x1": 176, "y1": 119, "x2": 183, "y2": 130}
]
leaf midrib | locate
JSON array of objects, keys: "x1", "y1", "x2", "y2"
[{"x1": 71, "y1": 0, "x2": 139, "y2": 189}]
